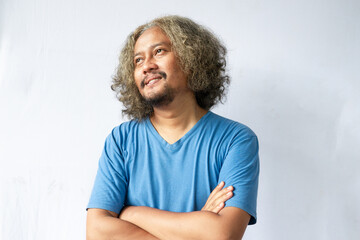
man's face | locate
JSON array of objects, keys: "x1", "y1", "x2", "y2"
[{"x1": 133, "y1": 27, "x2": 188, "y2": 107}]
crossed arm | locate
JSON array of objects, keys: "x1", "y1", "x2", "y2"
[{"x1": 86, "y1": 182, "x2": 251, "y2": 240}]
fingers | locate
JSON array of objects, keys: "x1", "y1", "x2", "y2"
[
  {"x1": 202, "y1": 182, "x2": 234, "y2": 214},
  {"x1": 207, "y1": 181, "x2": 225, "y2": 200},
  {"x1": 211, "y1": 185, "x2": 233, "y2": 210}
]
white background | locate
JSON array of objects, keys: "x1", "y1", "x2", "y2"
[{"x1": 1, "y1": 0, "x2": 359, "y2": 239}]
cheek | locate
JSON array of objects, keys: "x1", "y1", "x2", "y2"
[
  {"x1": 133, "y1": 72, "x2": 142, "y2": 88},
  {"x1": 172, "y1": 61, "x2": 185, "y2": 77}
]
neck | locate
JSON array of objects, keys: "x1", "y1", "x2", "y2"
[{"x1": 150, "y1": 91, "x2": 207, "y2": 144}]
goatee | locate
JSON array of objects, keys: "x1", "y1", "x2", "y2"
[
  {"x1": 143, "y1": 84, "x2": 175, "y2": 107},
  {"x1": 141, "y1": 71, "x2": 174, "y2": 107}
]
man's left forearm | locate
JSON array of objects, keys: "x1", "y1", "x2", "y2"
[{"x1": 120, "y1": 206, "x2": 249, "y2": 240}]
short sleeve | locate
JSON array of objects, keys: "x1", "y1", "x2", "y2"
[
  {"x1": 218, "y1": 134, "x2": 260, "y2": 225},
  {"x1": 87, "y1": 127, "x2": 128, "y2": 214}
]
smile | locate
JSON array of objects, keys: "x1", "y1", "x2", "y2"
[
  {"x1": 146, "y1": 77, "x2": 161, "y2": 86},
  {"x1": 140, "y1": 72, "x2": 167, "y2": 88}
]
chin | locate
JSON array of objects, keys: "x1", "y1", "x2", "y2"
[{"x1": 143, "y1": 89, "x2": 175, "y2": 107}]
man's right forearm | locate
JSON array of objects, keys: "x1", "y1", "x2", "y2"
[{"x1": 86, "y1": 208, "x2": 159, "y2": 240}]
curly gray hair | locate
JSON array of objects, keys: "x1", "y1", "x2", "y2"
[{"x1": 111, "y1": 15, "x2": 229, "y2": 120}]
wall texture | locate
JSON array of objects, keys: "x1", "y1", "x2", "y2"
[{"x1": 1, "y1": 0, "x2": 359, "y2": 239}]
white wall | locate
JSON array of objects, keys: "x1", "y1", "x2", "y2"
[{"x1": 1, "y1": 0, "x2": 359, "y2": 239}]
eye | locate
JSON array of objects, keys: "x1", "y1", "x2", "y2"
[
  {"x1": 155, "y1": 48, "x2": 164, "y2": 54},
  {"x1": 134, "y1": 57, "x2": 142, "y2": 64}
]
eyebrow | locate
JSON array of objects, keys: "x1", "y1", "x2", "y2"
[{"x1": 134, "y1": 42, "x2": 170, "y2": 57}]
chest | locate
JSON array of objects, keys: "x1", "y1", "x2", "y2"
[{"x1": 123, "y1": 141, "x2": 223, "y2": 211}]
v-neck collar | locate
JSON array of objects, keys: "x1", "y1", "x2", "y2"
[{"x1": 145, "y1": 111, "x2": 212, "y2": 151}]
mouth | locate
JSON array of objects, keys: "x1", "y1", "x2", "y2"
[
  {"x1": 145, "y1": 76, "x2": 162, "y2": 86},
  {"x1": 141, "y1": 72, "x2": 167, "y2": 88}
]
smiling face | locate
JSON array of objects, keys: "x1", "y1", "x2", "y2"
[{"x1": 133, "y1": 27, "x2": 188, "y2": 107}]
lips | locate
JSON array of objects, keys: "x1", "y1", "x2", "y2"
[
  {"x1": 141, "y1": 75, "x2": 162, "y2": 88},
  {"x1": 140, "y1": 72, "x2": 167, "y2": 88},
  {"x1": 145, "y1": 76, "x2": 162, "y2": 86}
]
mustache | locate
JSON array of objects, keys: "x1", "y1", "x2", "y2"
[{"x1": 141, "y1": 71, "x2": 167, "y2": 88}]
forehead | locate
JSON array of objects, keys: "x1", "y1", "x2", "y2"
[{"x1": 134, "y1": 27, "x2": 171, "y2": 53}]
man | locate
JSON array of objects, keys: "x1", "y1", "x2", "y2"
[{"x1": 86, "y1": 15, "x2": 259, "y2": 240}]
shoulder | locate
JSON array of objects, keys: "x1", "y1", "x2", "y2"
[
  {"x1": 106, "y1": 119, "x2": 147, "y2": 147},
  {"x1": 206, "y1": 112, "x2": 257, "y2": 141}
]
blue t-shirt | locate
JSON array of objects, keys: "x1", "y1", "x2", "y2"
[{"x1": 87, "y1": 111, "x2": 259, "y2": 224}]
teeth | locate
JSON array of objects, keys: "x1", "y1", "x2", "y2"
[{"x1": 147, "y1": 78, "x2": 160, "y2": 85}]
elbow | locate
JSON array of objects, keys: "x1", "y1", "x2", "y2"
[
  {"x1": 200, "y1": 220, "x2": 243, "y2": 240},
  {"x1": 86, "y1": 233, "x2": 95, "y2": 240},
  {"x1": 86, "y1": 228, "x2": 97, "y2": 240},
  {"x1": 215, "y1": 232, "x2": 242, "y2": 240},
  {"x1": 86, "y1": 212, "x2": 107, "y2": 240},
  {"x1": 206, "y1": 228, "x2": 239, "y2": 240},
  {"x1": 87, "y1": 223, "x2": 111, "y2": 240},
  {"x1": 86, "y1": 224, "x2": 101, "y2": 240},
  {"x1": 209, "y1": 225, "x2": 244, "y2": 240},
  {"x1": 224, "y1": 236, "x2": 243, "y2": 240},
  {"x1": 216, "y1": 235, "x2": 242, "y2": 240}
]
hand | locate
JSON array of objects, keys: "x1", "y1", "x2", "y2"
[{"x1": 201, "y1": 181, "x2": 233, "y2": 214}]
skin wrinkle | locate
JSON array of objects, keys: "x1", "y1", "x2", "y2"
[
  {"x1": 141, "y1": 71, "x2": 167, "y2": 88},
  {"x1": 133, "y1": 27, "x2": 188, "y2": 110},
  {"x1": 140, "y1": 70, "x2": 171, "y2": 107}
]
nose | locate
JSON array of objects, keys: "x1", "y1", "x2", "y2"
[{"x1": 142, "y1": 58, "x2": 158, "y2": 74}]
